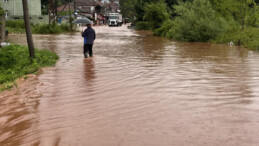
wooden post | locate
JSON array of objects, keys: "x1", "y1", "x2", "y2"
[{"x1": 22, "y1": 0, "x2": 35, "y2": 58}]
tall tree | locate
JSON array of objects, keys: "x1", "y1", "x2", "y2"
[
  {"x1": 165, "y1": 0, "x2": 193, "y2": 9},
  {"x1": 0, "y1": 7, "x2": 5, "y2": 43},
  {"x1": 119, "y1": 0, "x2": 136, "y2": 20},
  {"x1": 134, "y1": 0, "x2": 155, "y2": 21},
  {"x1": 143, "y1": 0, "x2": 170, "y2": 29},
  {"x1": 22, "y1": 0, "x2": 35, "y2": 58},
  {"x1": 209, "y1": 0, "x2": 258, "y2": 28}
]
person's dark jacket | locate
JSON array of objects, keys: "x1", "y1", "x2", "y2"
[{"x1": 82, "y1": 27, "x2": 96, "y2": 44}]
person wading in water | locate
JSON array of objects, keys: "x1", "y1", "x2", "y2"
[{"x1": 81, "y1": 24, "x2": 96, "y2": 58}]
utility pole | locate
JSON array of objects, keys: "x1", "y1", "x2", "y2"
[{"x1": 22, "y1": 0, "x2": 35, "y2": 58}]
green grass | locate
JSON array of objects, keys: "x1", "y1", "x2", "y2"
[
  {"x1": 6, "y1": 20, "x2": 26, "y2": 33},
  {"x1": 6, "y1": 27, "x2": 26, "y2": 33},
  {"x1": 6, "y1": 20, "x2": 76, "y2": 34},
  {"x1": 33, "y1": 23, "x2": 75, "y2": 34},
  {"x1": 0, "y1": 44, "x2": 59, "y2": 91}
]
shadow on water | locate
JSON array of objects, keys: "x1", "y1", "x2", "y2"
[{"x1": 83, "y1": 58, "x2": 96, "y2": 90}]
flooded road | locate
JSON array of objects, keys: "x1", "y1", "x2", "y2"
[{"x1": 1, "y1": 25, "x2": 259, "y2": 146}]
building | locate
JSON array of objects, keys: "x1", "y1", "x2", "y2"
[
  {"x1": 102, "y1": 0, "x2": 119, "y2": 4},
  {"x1": 75, "y1": 0, "x2": 106, "y2": 19},
  {"x1": 74, "y1": 0, "x2": 120, "y2": 25},
  {"x1": 0, "y1": 0, "x2": 41, "y2": 18},
  {"x1": 75, "y1": 0, "x2": 96, "y2": 15}
]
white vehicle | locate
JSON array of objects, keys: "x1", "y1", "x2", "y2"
[{"x1": 108, "y1": 13, "x2": 123, "y2": 26}]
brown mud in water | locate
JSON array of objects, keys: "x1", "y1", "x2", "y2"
[{"x1": 1, "y1": 25, "x2": 259, "y2": 146}]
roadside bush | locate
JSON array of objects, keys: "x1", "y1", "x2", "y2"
[
  {"x1": 154, "y1": 19, "x2": 174, "y2": 37},
  {"x1": 168, "y1": 0, "x2": 228, "y2": 42},
  {"x1": 59, "y1": 23, "x2": 71, "y2": 31},
  {"x1": 135, "y1": 21, "x2": 151, "y2": 30},
  {"x1": 5, "y1": 19, "x2": 76, "y2": 34},
  {"x1": 6, "y1": 19, "x2": 25, "y2": 28},
  {"x1": 239, "y1": 28, "x2": 259, "y2": 50},
  {"x1": 6, "y1": 20, "x2": 26, "y2": 33},
  {"x1": 0, "y1": 45, "x2": 58, "y2": 86},
  {"x1": 33, "y1": 23, "x2": 62, "y2": 34},
  {"x1": 215, "y1": 27, "x2": 259, "y2": 50},
  {"x1": 143, "y1": 0, "x2": 170, "y2": 30},
  {"x1": 5, "y1": 26, "x2": 26, "y2": 33},
  {"x1": 33, "y1": 23, "x2": 75, "y2": 34}
]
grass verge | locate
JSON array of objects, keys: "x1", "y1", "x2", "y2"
[
  {"x1": 6, "y1": 20, "x2": 76, "y2": 34},
  {"x1": 0, "y1": 44, "x2": 59, "y2": 91}
]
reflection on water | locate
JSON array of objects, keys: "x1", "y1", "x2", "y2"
[
  {"x1": 1, "y1": 25, "x2": 259, "y2": 146},
  {"x1": 84, "y1": 58, "x2": 95, "y2": 83}
]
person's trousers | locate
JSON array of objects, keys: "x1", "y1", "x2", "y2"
[{"x1": 83, "y1": 44, "x2": 93, "y2": 57}]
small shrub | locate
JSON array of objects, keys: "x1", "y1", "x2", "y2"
[
  {"x1": 215, "y1": 27, "x2": 259, "y2": 50},
  {"x1": 60, "y1": 23, "x2": 70, "y2": 31},
  {"x1": 6, "y1": 20, "x2": 26, "y2": 33},
  {"x1": 33, "y1": 23, "x2": 62, "y2": 34},
  {"x1": 33, "y1": 23, "x2": 75, "y2": 34},
  {"x1": 0, "y1": 83, "x2": 13, "y2": 91},
  {"x1": 154, "y1": 19, "x2": 174, "y2": 37},
  {"x1": 6, "y1": 20, "x2": 25, "y2": 28},
  {"x1": 6, "y1": 27, "x2": 26, "y2": 33},
  {"x1": 0, "y1": 45, "x2": 58, "y2": 85},
  {"x1": 135, "y1": 21, "x2": 151, "y2": 30}
]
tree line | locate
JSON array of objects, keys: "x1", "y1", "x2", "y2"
[
  {"x1": 119, "y1": 0, "x2": 259, "y2": 49},
  {"x1": 41, "y1": 0, "x2": 72, "y2": 15}
]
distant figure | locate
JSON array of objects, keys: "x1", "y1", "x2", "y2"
[
  {"x1": 58, "y1": 17, "x2": 62, "y2": 26},
  {"x1": 81, "y1": 24, "x2": 96, "y2": 58}
]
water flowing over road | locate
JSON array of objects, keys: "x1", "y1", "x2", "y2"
[{"x1": 1, "y1": 25, "x2": 259, "y2": 146}]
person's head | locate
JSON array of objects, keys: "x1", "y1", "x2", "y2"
[{"x1": 87, "y1": 24, "x2": 91, "y2": 27}]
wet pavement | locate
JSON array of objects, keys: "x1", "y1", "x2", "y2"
[{"x1": 1, "y1": 25, "x2": 259, "y2": 146}]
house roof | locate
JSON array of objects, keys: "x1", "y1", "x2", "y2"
[
  {"x1": 76, "y1": 7, "x2": 92, "y2": 13},
  {"x1": 57, "y1": 3, "x2": 74, "y2": 12},
  {"x1": 104, "y1": 1, "x2": 119, "y2": 12},
  {"x1": 95, "y1": 1, "x2": 105, "y2": 7},
  {"x1": 75, "y1": 0, "x2": 106, "y2": 7},
  {"x1": 75, "y1": 0, "x2": 95, "y2": 6}
]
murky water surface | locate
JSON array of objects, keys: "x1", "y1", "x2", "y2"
[{"x1": 1, "y1": 25, "x2": 259, "y2": 146}]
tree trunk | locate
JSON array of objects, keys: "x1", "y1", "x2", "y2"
[
  {"x1": 0, "y1": 15, "x2": 5, "y2": 43},
  {"x1": 74, "y1": 0, "x2": 76, "y2": 18},
  {"x1": 22, "y1": 0, "x2": 35, "y2": 58},
  {"x1": 69, "y1": 3, "x2": 72, "y2": 31}
]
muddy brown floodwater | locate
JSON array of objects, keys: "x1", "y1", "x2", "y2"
[{"x1": 1, "y1": 25, "x2": 259, "y2": 146}]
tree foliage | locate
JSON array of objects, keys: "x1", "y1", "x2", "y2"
[
  {"x1": 209, "y1": 0, "x2": 259, "y2": 27},
  {"x1": 41, "y1": 0, "x2": 72, "y2": 15},
  {"x1": 0, "y1": 6, "x2": 4, "y2": 17},
  {"x1": 119, "y1": 0, "x2": 136, "y2": 20},
  {"x1": 168, "y1": 0, "x2": 228, "y2": 41},
  {"x1": 143, "y1": 0, "x2": 170, "y2": 29}
]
